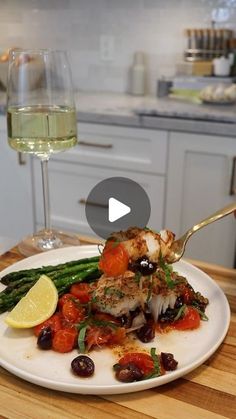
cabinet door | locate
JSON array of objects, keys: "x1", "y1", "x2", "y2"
[
  {"x1": 166, "y1": 132, "x2": 236, "y2": 267},
  {"x1": 0, "y1": 119, "x2": 34, "y2": 241},
  {"x1": 52, "y1": 123, "x2": 168, "y2": 175},
  {"x1": 33, "y1": 159, "x2": 165, "y2": 237}
]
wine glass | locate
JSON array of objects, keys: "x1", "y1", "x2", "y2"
[{"x1": 7, "y1": 48, "x2": 80, "y2": 256}]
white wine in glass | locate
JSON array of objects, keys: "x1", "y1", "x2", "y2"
[{"x1": 7, "y1": 49, "x2": 80, "y2": 256}]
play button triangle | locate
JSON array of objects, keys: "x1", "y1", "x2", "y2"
[{"x1": 108, "y1": 197, "x2": 131, "y2": 223}]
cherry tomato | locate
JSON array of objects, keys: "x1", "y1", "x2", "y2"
[
  {"x1": 34, "y1": 313, "x2": 62, "y2": 337},
  {"x1": 52, "y1": 328, "x2": 78, "y2": 353},
  {"x1": 118, "y1": 353, "x2": 154, "y2": 376},
  {"x1": 173, "y1": 307, "x2": 200, "y2": 330},
  {"x1": 109, "y1": 327, "x2": 126, "y2": 345},
  {"x1": 99, "y1": 242, "x2": 129, "y2": 276},
  {"x1": 70, "y1": 283, "x2": 91, "y2": 304},
  {"x1": 62, "y1": 300, "x2": 85, "y2": 323},
  {"x1": 58, "y1": 293, "x2": 75, "y2": 310}
]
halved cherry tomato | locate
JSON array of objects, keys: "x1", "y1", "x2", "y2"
[
  {"x1": 58, "y1": 293, "x2": 75, "y2": 310},
  {"x1": 173, "y1": 307, "x2": 200, "y2": 330},
  {"x1": 52, "y1": 328, "x2": 78, "y2": 353},
  {"x1": 62, "y1": 300, "x2": 85, "y2": 323},
  {"x1": 34, "y1": 313, "x2": 62, "y2": 337},
  {"x1": 70, "y1": 283, "x2": 91, "y2": 304},
  {"x1": 118, "y1": 353, "x2": 154, "y2": 375},
  {"x1": 99, "y1": 242, "x2": 129, "y2": 276}
]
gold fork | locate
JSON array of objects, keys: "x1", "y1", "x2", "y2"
[{"x1": 166, "y1": 202, "x2": 236, "y2": 263}]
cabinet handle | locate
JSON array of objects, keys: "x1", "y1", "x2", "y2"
[
  {"x1": 18, "y1": 152, "x2": 27, "y2": 165},
  {"x1": 79, "y1": 198, "x2": 108, "y2": 209},
  {"x1": 230, "y1": 156, "x2": 236, "y2": 195},
  {"x1": 78, "y1": 141, "x2": 113, "y2": 149}
]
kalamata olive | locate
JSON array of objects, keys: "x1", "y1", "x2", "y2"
[
  {"x1": 71, "y1": 355, "x2": 95, "y2": 377},
  {"x1": 115, "y1": 362, "x2": 144, "y2": 382},
  {"x1": 158, "y1": 307, "x2": 177, "y2": 323},
  {"x1": 136, "y1": 321, "x2": 155, "y2": 343},
  {"x1": 129, "y1": 257, "x2": 157, "y2": 276},
  {"x1": 37, "y1": 326, "x2": 53, "y2": 350},
  {"x1": 161, "y1": 352, "x2": 178, "y2": 371}
]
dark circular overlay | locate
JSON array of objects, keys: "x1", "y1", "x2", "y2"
[{"x1": 85, "y1": 177, "x2": 151, "y2": 239}]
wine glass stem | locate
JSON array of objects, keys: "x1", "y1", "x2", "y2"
[{"x1": 40, "y1": 158, "x2": 51, "y2": 231}]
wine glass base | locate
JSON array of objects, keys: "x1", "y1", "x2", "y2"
[{"x1": 18, "y1": 229, "x2": 80, "y2": 257}]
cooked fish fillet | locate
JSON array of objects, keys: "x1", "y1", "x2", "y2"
[
  {"x1": 110, "y1": 227, "x2": 175, "y2": 263},
  {"x1": 93, "y1": 270, "x2": 179, "y2": 319}
]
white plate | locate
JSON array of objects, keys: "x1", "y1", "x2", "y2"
[{"x1": 0, "y1": 245, "x2": 230, "y2": 395}]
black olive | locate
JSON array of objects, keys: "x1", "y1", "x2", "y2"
[
  {"x1": 37, "y1": 326, "x2": 53, "y2": 350},
  {"x1": 115, "y1": 362, "x2": 144, "y2": 382},
  {"x1": 129, "y1": 257, "x2": 157, "y2": 276},
  {"x1": 158, "y1": 307, "x2": 177, "y2": 323},
  {"x1": 161, "y1": 352, "x2": 178, "y2": 371},
  {"x1": 136, "y1": 321, "x2": 155, "y2": 343},
  {"x1": 71, "y1": 355, "x2": 95, "y2": 377}
]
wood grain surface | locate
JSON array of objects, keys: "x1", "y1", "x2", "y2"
[{"x1": 0, "y1": 238, "x2": 235, "y2": 419}]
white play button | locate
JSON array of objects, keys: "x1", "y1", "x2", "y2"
[
  {"x1": 108, "y1": 197, "x2": 131, "y2": 223},
  {"x1": 85, "y1": 177, "x2": 151, "y2": 239}
]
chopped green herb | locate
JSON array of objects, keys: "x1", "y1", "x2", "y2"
[
  {"x1": 145, "y1": 347, "x2": 161, "y2": 379},
  {"x1": 111, "y1": 240, "x2": 121, "y2": 248},
  {"x1": 78, "y1": 325, "x2": 87, "y2": 353},
  {"x1": 192, "y1": 305, "x2": 209, "y2": 321},
  {"x1": 159, "y1": 254, "x2": 176, "y2": 289},
  {"x1": 91, "y1": 319, "x2": 118, "y2": 329},
  {"x1": 134, "y1": 272, "x2": 142, "y2": 285},
  {"x1": 174, "y1": 304, "x2": 186, "y2": 321},
  {"x1": 104, "y1": 286, "x2": 124, "y2": 298}
]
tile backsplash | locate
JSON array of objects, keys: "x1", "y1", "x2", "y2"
[{"x1": 1, "y1": 0, "x2": 236, "y2": 94}]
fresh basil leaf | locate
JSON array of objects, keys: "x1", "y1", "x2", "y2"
[
  {"x1": 174, "y1": 304, "x2": 186, "y2": 321},
  {"x1": 78, "y1": 325, "x2": 87, "y2": 353},
  {"x1": 159, "y1": 254, "x2": 176, "y2": 289},
  {"x1": 192, "y1": 305, "x2": 209, "y2": 321}
]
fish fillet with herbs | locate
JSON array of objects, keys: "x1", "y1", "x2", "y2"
[{"x1": 94, "y1": 227, "x2": 208, "y2": 330}]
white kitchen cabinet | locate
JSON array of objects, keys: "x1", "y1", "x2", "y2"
[
  {"x1": 0, "y1": 116, "x2": 34, "y2": 243},
  {"x1": 32, "y1": 123, "x2": 168, "y2": 237},
  {"x1": 165, "y1": 131, "x2": 236, "y2": 267}
]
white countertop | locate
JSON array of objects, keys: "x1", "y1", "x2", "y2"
[
  {"x1": 2, "y1": 90, "x2": 236, "y2": 137},
  {"x1": 75, "y1": 91, "x2": 236, "y2": 137},
  {"x1": 76, "y1": 91, "x2": 236, "y2": 124}
]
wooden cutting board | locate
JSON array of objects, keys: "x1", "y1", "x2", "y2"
[{"x1": 0, "y1": 236, "x2": 235, "y2": 419}]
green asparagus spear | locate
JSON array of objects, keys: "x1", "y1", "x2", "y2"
[
  {"x1": 0, "y1": 266, "x2": 100, "y2": 314},
  {"x1": 3, "y1": 261, "x2": 98, "y2": 291},
  {"x1": 1, "y1": 256, "x2": 100, "y2": 285}
]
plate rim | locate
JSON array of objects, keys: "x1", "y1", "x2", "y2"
[{"x1": 0, "y1": 245, "x2": 231, "y2": 395}]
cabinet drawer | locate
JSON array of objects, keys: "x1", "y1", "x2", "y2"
[
  {"x1": 51, "y1": 123, "x2": 168, "y2": 175},
  {"x1": 33, "y1": 159, "x2": 165, "y2": 237}
]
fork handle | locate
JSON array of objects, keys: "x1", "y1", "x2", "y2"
[{"x1": 188, "y1": 201, "x2": 236, "y2": 239}]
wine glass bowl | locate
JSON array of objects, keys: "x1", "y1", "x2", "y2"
[{"x1": 7, "y1": 49, "x2": 80, "y2": 256}]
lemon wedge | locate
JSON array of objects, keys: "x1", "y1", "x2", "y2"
[{"x1": 5, "y1": 274, "x2": 58, "y2": 328}]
